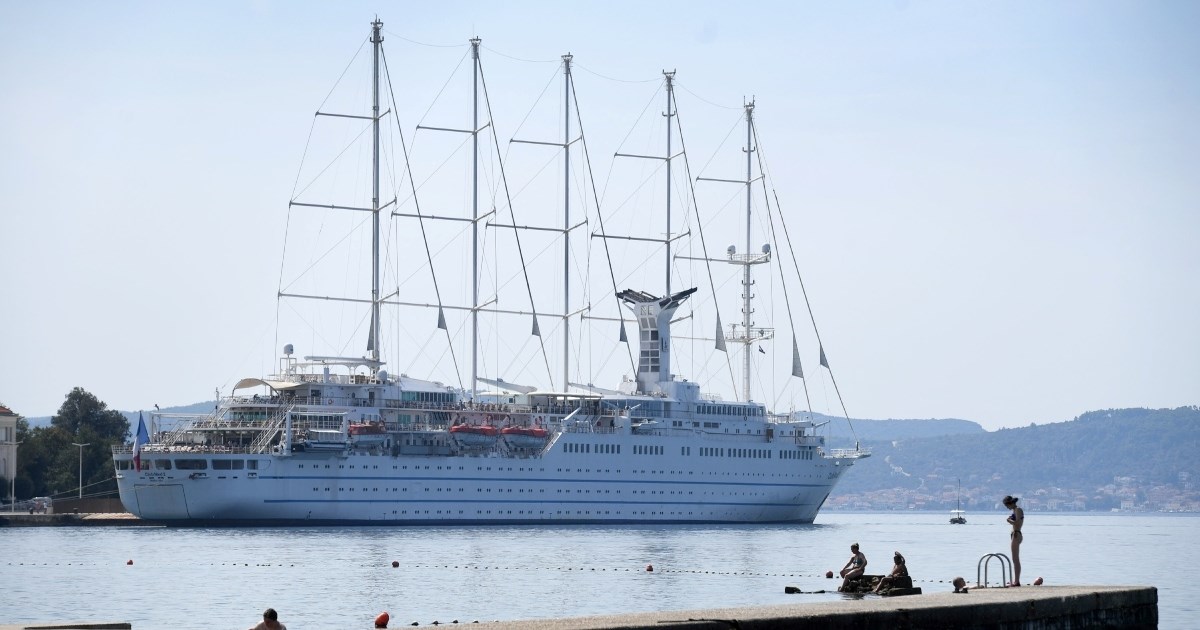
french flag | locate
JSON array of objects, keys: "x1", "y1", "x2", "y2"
[{"x1": 133, "y1": 412, "x2": 149, "y2": 472}]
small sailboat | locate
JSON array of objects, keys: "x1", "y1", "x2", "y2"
[{"x1": 950, "y1": 477, "x2": 967, "y2": 524}]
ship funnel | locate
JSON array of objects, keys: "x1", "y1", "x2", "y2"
[{"x1": 617, "y1": 287, "x2": 697, "y2": 394}]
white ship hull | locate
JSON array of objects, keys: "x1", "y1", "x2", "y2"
[{"x1": 115, "y1": 429, "x2": 851, "y2": 524}]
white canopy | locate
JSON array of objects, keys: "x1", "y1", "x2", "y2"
[{"x1": 231, "y1": 378, "x2": 306, "y2": 392}]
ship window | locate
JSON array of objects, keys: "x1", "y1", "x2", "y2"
[
  {"x1": 212, "y1": 460, "x2": 234, "y2": 470},
  {"x1": 175, "y1": 459, "x2": 207, "y2": 470},
  {"x1": 153, "y1": 459, "x2": 172, "y2": 470},
  {"x1": 248, "y1": 460, "x2": 260, "y2": 470}
]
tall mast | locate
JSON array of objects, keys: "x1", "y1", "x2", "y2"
[
  {"x1": 470, "y1": 37, "x2": 481, "y2": 398},
  {"x1": 369, "y1": 19, "x2": 383, "y2": 365},
  {"x1": 663, "y1": 70, "x2": 676, "y2": 295},
  {"x1": 695, "y1": 100, "x2": 771, "y2": 402},
  {"x1": 741, "y1": 101, "x2": 754, "y2": 400},
  {"x1": 561, "y1": 53, "x2": 572, "y2": 391}
]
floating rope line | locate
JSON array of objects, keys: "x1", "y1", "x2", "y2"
[{"x1": 3, "y1": 560, "x2": 972, "y2": 585}]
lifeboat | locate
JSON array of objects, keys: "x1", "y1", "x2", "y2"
[
  {"x1": 349, "y1": 422, "x2": 386, "y2": 436},
  {"x1": 449, "y1": 424, "x2": 499, "y2": 448},
  {"x1": 349, "y1": 422, "x2": 388, "y2": 446},
  {"x1": 501, "y1": 426, "x2": 549, "y2": 449}
]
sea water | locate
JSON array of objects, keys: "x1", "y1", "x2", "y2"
[{"x1": 1, "y1": 512, "x2": 1194, "y2": 628}]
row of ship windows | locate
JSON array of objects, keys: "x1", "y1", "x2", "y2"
[
  {"x1": 116, "y1": 459, "x2": 262, "y2": 471},
  {"x1": 695, "y1": 405, "x2": 765, "y2": 417},
  {"x1": 122, "y1": 450, "x2": 814, "y2": 472},
  {"x1": 564, "y1": 443, "x2": 620, "y2": 454},
  {"x1": 293, "y1": 469, "x2": 815, "y2": 481}
]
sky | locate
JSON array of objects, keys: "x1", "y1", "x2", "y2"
[{"x1": 1, "y1": 1, "x2": 1197, "y2": 431}]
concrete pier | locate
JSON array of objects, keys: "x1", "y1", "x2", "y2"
[
  {"x1": 0, "y1": 586, "x2": 1155, "y2": 629},
  {"x1": 486, "y1": 585, "x2": 1156, "y2": 630}
]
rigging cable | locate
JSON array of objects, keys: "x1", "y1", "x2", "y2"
[
  {"x1": 381, "y1": 45, "x2": 464, "y2": 389},
  {"x1": 750, "y1": 127, "x2": 814, "y2": 417},
  {"x1": 569, "y1": 65, "x2": 638, "y2": 379},
  {"x1": 751, "y1": 122, "x2": 860, "y2": 448},
  {"x1": 673, "y1": 102, "x2": 741, "y2": 399},
  {"x1": 478, "y1": 54, "x2": 556, "y2": 388}
]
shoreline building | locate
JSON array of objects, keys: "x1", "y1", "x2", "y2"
[{"x1": 0, "y1": 405, "x2": 17, "y2": 504}]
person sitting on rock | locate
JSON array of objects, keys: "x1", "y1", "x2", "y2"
[
  {"x1": 839, "y1": 542, "x2": 867, "y2": 591},
  {"x1": 872, "y1": 551, "x2": 909, "y2": 593}
]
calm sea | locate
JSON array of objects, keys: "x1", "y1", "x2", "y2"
[{"x1": 1, "y1": 512, "x2": 1194, "y2": 629}]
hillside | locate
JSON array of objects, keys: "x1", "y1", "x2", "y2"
[
  {"x1": 827, "y1": 406, "x2": 1200, "y2": 512},
  {"x1": 816, "y1": 412, "x2": 984, "y2": 443}
]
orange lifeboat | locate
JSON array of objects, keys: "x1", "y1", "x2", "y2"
[
  {"x1": 501, "y1": 425, "x2": 549, "y2": 449},
  {"x1": 449, "y1": 423, "x2": 499, "y2": 447}
]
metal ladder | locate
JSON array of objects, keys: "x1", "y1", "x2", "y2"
[
  {"x1": 976, "y1": 552, "x2": 1013, "y2": 588},
  {"x1": 249, "y1": 404, "x2": 294, "y2": 452}
]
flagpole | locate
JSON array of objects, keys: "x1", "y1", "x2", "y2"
[{"x1": 133, "y1": 412, "x2": 150, "y2": 474}]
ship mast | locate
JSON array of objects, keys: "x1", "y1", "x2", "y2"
[
  {"x1": 608, "y1": 72, "x2": 685, "y2": 310},
  {"x1": 696, "y1": 100, "x2": 772, "y2": 401},
  {"x1": 561, "y1": 53, "x2": 572, "y2": 391},
  {"x1": 471, "y1": 37, "x2": 481, "y2": 397},
  {"x1": 664, "y1": 70, "x2": 676, "y2": 295},
  {"x1": 369, "y1": 18, "x2": 383, "y2": 366},
  {"x1": 740, "y1": 101, "x2": 754, "y2": 399}
]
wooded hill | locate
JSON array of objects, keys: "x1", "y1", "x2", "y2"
[{"x1": 825, "y1": 407, "x2": 1199, "y2": 507}]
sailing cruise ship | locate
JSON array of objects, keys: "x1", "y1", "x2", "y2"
[{"x1": 112, "y1": 20, "x2": 868, "y2": 525}]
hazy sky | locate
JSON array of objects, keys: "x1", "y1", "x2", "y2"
[{"x1": 2, "y1": 1, "x2": 1196, "y2": 431}]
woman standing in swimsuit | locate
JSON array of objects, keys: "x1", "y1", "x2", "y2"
[{"x1": 1003, "y1": 495, "x2": 1024, "y2": 586}]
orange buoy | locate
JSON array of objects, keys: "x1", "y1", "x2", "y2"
[
  {"x1": 645, "y1": 564, "x2": 654, "y2": 572},
  {"x1": 126, "y1": 559, "x2": 133, "y2": 565},
  {"x1": 375, "y1": 611, "x2": 390, "y2": 628},
  {"x1": 392, "y1": 560, "x2": 400, "y2": 568},
  {"x1": 1033, "y1": 577, "x2": 1044, "y2": 585}
]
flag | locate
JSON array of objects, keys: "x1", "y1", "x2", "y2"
[
  {"x1": 133, "y1": 412, "x2": 149, "y2": 473},
  {"x1": 791, "y1": 336, "x2": 804, "y2": 378},
  {"x1": 819, "y1": 344, "x2": 830, "y2": 369}
]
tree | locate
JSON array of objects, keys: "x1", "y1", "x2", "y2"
[
  {"x1": 53, "y1": 387, "x2": 129, "y2": 441},
  {"x1": 14, "y1": 388, "x2": 130, "y2": 499}
]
